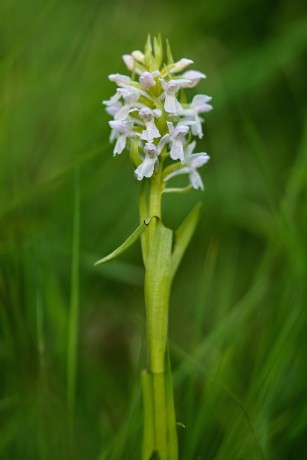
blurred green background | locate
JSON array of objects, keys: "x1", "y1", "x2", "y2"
[{"x1": 1, "y1": 0, "x2": 307, "y2": 459}]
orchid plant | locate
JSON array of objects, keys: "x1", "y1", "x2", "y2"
[{"x1": 96, "y1": 36, "x2": 212, "y2": 460}]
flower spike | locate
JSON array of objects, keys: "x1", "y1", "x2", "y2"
[{"x1": 104, "y1": 36, "x2": 212, "y2": 189}]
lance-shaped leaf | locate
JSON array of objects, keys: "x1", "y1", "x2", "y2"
[
  {"x1": 145, "y1": 221, "x2": 172, "y2": 373},
  {"x1": 94, "y1": 216, "x2": 157, "y2": 266},
  {"x1": 171, "y1": 202, "x2": 203, "y2": 279}
]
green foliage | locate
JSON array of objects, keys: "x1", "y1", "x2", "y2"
[{"x1": 0, "y1": 0, "x2": 307, "y2": 459}]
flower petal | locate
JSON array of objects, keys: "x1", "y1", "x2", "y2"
[
  {"x1": 164, "y1": 95, "x2": 183, "y2": 114},
  {"x1": 139, "y1": 71, "x2": 156, "y2": 90},
  {"x1": 164, "y1": 167, "x2": 191, "y2": 182},
  {"x1": 135, "y1": 157, "x2": 156, "y2": 180},
  {"x1": 181, "y1": 70, "x2": 206, "y2": 88},
  {"x1": 170, "y1": 140, "x2": 185, "y2": 162},
  {"x1": 157, "y1": 133, "x2": 170, "y2": 153},
  {"x1": 173, "y1": 124, "x2": 189, "y2": 137},
  {"x1": 192, "y1": 94, "x2": 213, "y2": 113},
  {"x1": 140, "y1": 121, "x2": 161, "y2": 142},
  {"x1": 108, "y1": 73, "x2": 131, "y2": 86},
  {"x1": 114, "y1": 135, "x2": 126, "y2": 155},
  {"x1": 114, "y1": 104, "x2": 131, "y2": 121},
  {"x1": 170, "y1": 58, "x2": 193, "y2": 73},
  {"x1": 189, "y1": 170, "x2": 204, "y2": 190},
  {"x1": 190, "y1": 153, "x2": 210, "y2": 168}
]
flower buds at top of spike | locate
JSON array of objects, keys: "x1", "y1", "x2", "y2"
[{"x1": 104, "y1": 36, "x2": 212, "y2": 190}]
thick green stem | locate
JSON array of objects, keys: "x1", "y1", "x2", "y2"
[
  {"x1": 152, "y1": 372, "x2": 168, "y2": 459},
  {"x1": 141, "y1": 370, "x2": 155, "y2": 460},
  {"x1": 140, "y1": 167, "x2": 178, "y2": 460}
]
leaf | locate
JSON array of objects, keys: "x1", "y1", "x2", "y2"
[
  {"x1": 171, "y1": 202, "x2": 203, "y2": 279},
  {"x1": 149, "y1": 451, "x2": 160, "y2": 460},
  {"x1": 145, "y1": 221, "x2": 173, "y2": 373},
  {"x1": 94, "y1": 216, "x2": 157, "y2": 266}
]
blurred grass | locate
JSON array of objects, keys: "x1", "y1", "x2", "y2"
[{"x1": 1, "y1": 0, "x2": 307, "y2": 459}]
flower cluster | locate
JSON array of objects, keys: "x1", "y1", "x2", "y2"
[{"x1": 103, "y1": 37, "x2": 212, "y2": 191}]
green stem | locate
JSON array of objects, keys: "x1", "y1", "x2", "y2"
[
  {"x1": 152, "y1": 372, "x2": 168, "y2": 459},
  {"x1": 140, "y1": 165, "x2": 178, "y2": 460},
  {"x1": 141, "y1": 370, "x2": 155, "y2": 460}
]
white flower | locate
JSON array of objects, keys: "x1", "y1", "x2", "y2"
[
  {"x1": 166, "y1": 121, "x2": 189, "y2": 162},
  {"x1": 109, "y1": 119, "x2": 134, "y2": 155},
  {"x1": 122, "y1": 54, "x2": 134, "y2": 70},
  {"x1": 180, "y1": 70, "x2": 206, "y2": 88},
  {"x1": 164, "y1": 141, "x2": 210, "y2": 190},
  {"x1": 181, "y1": 94, "x2": 213, "y2": 138},
  {"x1": 139, "y1": 71, "x2": 159, "y2": 90},
  {"x1": 139, "y1": 107, "x2": 161, "y2": 142},
  {"x1": 103, "y1": 92, "x2": 122, "y2": 117},
  {"x1": 105, "y1": 100, "x2": 122, "y2": 117},
  {"x1": 170, "y1": 58, "x2": 193, "y2": 73},
  {"x1": 160, "y1": 79, "x2": 184, "y2": 114},
  {"x1": 108, "y1": 73, "x2": 131, "y2": 86},
  {"x1": 114, "y1": 87, "x2": 143, "y2": 120},
  {"x1": 135, "y1": 135, "x2": 169, "y2": 180},
  {"x1": 135, "y1": 143, "x2": 159, "y2": 180},
  {"x1": 122, "y1": 52, "x2": 143, "y2": 74}
]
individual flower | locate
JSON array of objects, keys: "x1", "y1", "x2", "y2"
[
  {"x1": 181, "y1": 94, "x2": 213, "y2": 138},
  {"x1": 164, "y1": 141, "x2": 210, "y2": 190},
  {"x1": 139, "y1": 71, "x2": 159, "y2": 90},
  {"x1": 170, "y1": 58, "x2": 193, "y2": 73},
  {"x1": 139, "y1": 107, "x2": 161, "y2": 142},
  {"x1": 135, "y1": 135, "x2": 168, "y2": 180},
  {"x1": 103, "y1": 92, "x2": 122, "y2": 117},
  {"x1": 180, "y1": 70, "x2": 206, "y2": 88},
  {"x1": 160, "y1": 79, "x2": 183, "y2": 114},
  {"x1": 166, "y1": 121, "x2": 189, "y2": 162},
  {"x1": 109, "y1": 119, "x2": 135, "y2": 155},
  {"x1": 108, "y1": 73, "x2": 131, "y2": 86},
  {"x1": 114, "y1": 87, "x2": 143, "y2": 121}
]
